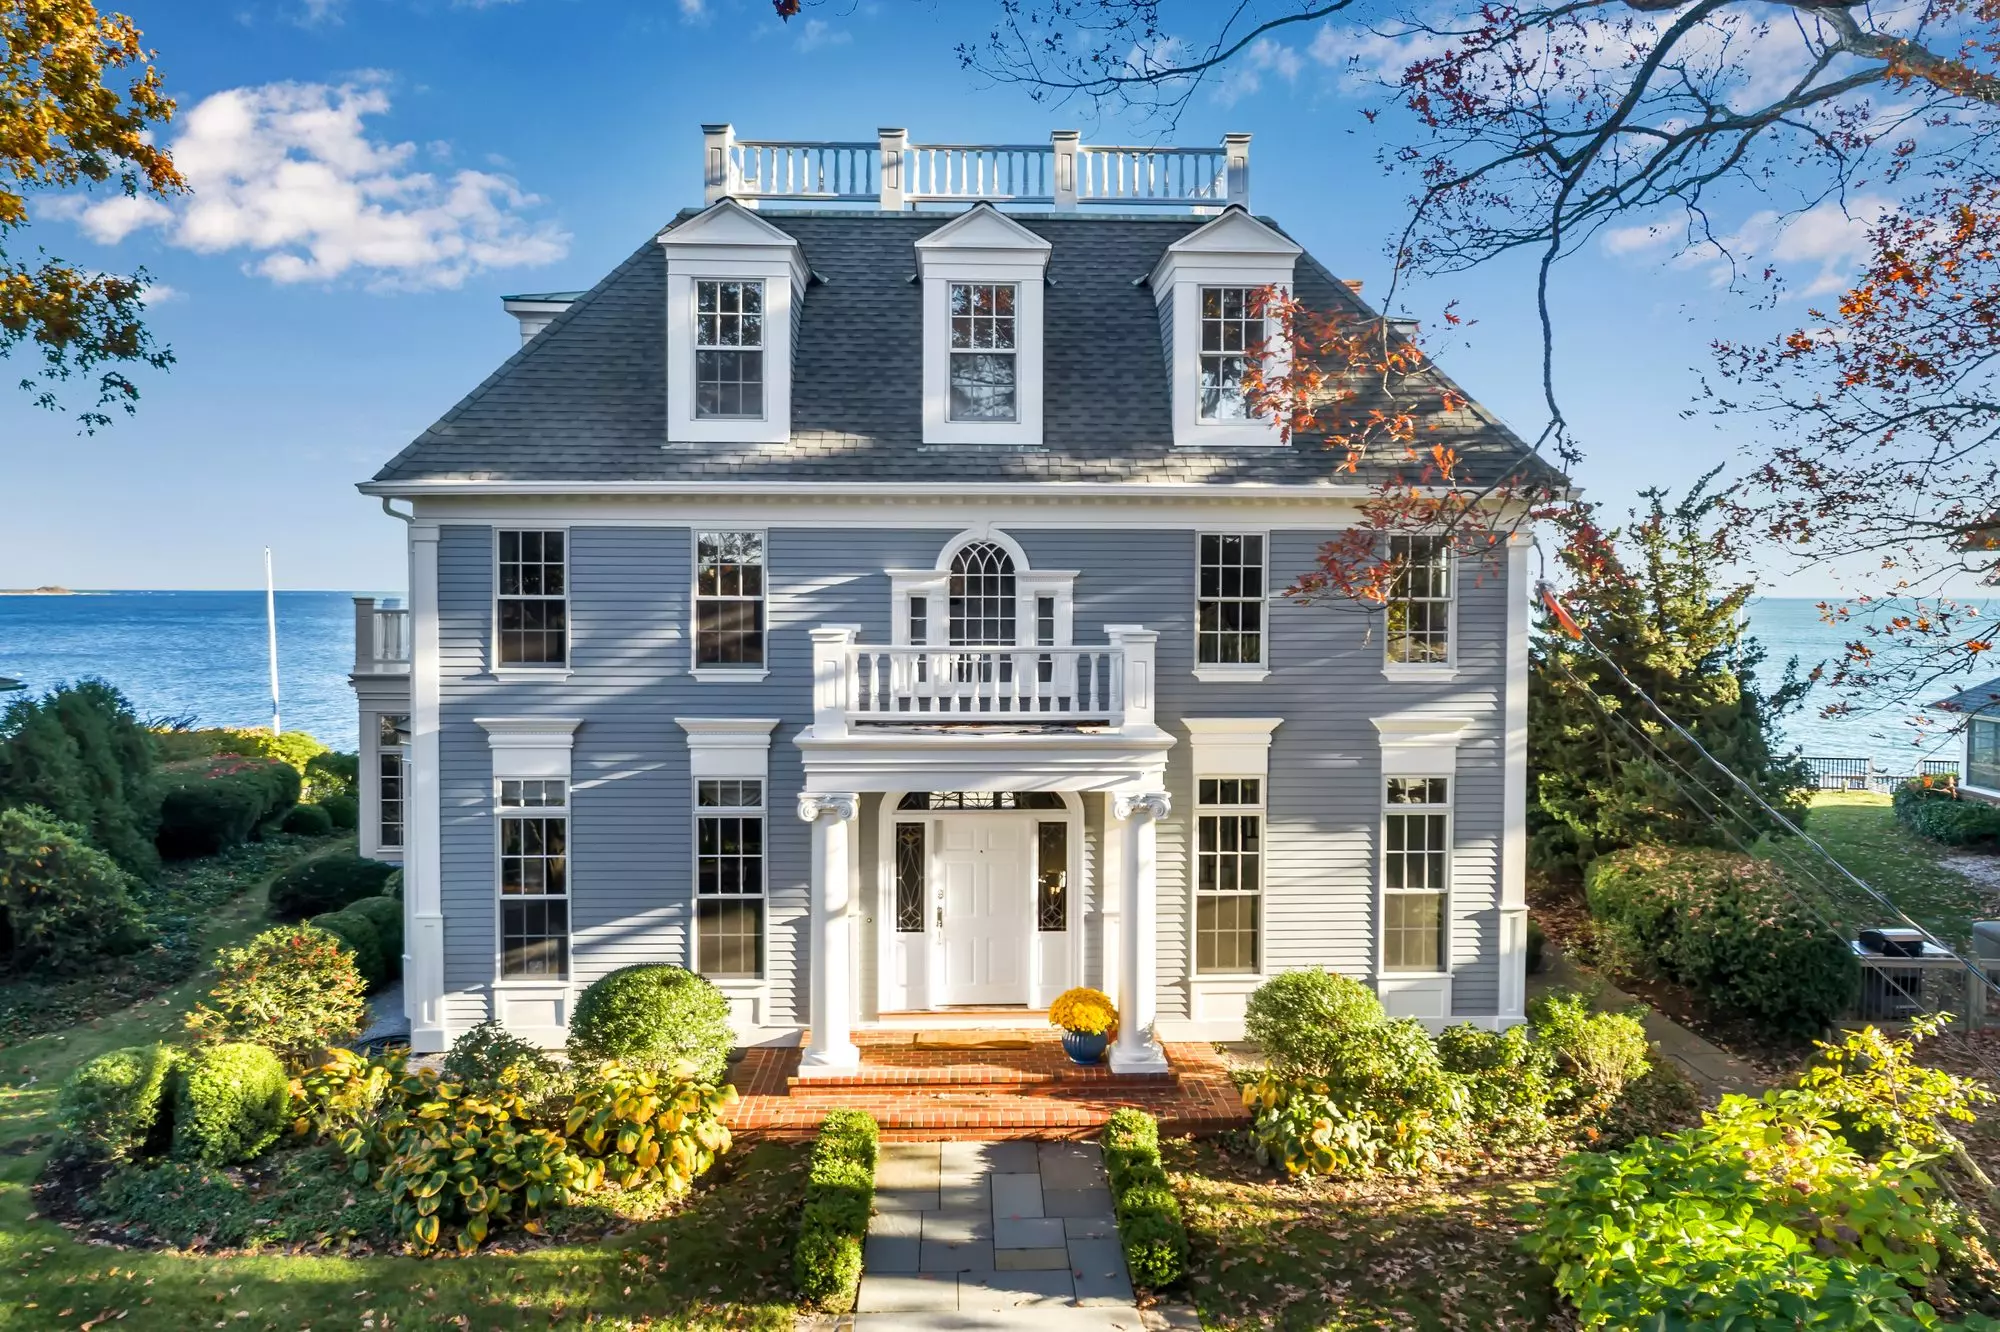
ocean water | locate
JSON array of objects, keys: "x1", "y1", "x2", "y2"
[
  {"x1": 0, "y1": 590, "x2": 1978, "y2": 766},
  {"x1": 0, "y1": 591, "x2": 396, "y2": 752}
]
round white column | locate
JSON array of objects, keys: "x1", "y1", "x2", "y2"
[
  {"x1": 797, "y1": 792, "x2": 862, "y2": 1075},
  {"x1": 1110, "y1": 790, "x2": 1171, "y2": 1074}
]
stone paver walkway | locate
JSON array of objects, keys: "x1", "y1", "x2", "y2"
[{"x1": 855, "y1": 1140, "x2": 1143, "y2": 1331}]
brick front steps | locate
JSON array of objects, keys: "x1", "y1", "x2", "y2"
[{"x1": 723, "y1": 1029, "x2": 1248, "y2": 1141}]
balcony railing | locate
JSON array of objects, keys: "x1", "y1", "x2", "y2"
[
  {"x1": 353, "y1": 596, "x2": 410, "y2": 675},
  {"x1": 703, "y1": 126, "x2": 1251, "y2": 213},
  {"x1": 809, "y1": 625, "x2": 1158, "y2": 738}
]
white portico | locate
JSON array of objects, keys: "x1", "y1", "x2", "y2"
[{"x1": 791, "y1": 618, "x2": 1175, "y2": 1077}]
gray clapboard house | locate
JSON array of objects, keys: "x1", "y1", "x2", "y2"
[{"x1": 347, "y1": 126, "x2": 1546, "y2": 1075}]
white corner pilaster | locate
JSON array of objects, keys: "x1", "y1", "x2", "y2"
[
  {"x1": 1498, "y1": 535, "x2": 1531, "y2": 1025},
  {"x1": 1110, "y1": 789, "x2": 1171, "y2": 1074},
  {"x1": 406, "y1": 522, "x2": 447, "y2": 1053},
  {"x1": 797, "y1": 791, "x2": 862, "y2": 1075}
]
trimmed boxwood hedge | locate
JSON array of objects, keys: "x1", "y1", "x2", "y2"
[
  {"x1": 268, "y1": 852, "x2": 396, "y2": 919},
  {"x1": 793, "y1": 1109, "x2": 878, "y2": 1309},
  {"x1": 319, "y1": 793, "x2": 359, "y2": 830},
  {"x1": 348, "y1": 895, "x2": 403, "y2": 975},
  {"x1": 565, "y1": 964, "x2": 734, "y2": 1081},
  {"x1": 57, "y1": 1043, "x2": 179, "y2": 1161},
  {"x1": 280, "y1": 802, "x2": 335, "y2": 836},
  {"x1": 309, "y1": 907, "x2": 388, "y2": 989},
  {"x1": 1103, "y1": 1108, "x2": 1188, "y2": 1289},
  {"x1": 156, "y1": 756, "x2": 301, "y2": 859},
  {"x1": 1586, "y1": 846, "x2": 1858, "y2": 1040},
  {"x1": 1892, "y1": 779, "x2": 2000, "y2": 847},
  {"x1": 172, "y1": 1042, "x2": 290, "y2": 1165}
]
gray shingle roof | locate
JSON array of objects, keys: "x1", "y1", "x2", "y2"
[
  {"x1": 1932, "y1": 676, "x2": 2000, "y2": 713},
  {"x1": 371, "y1": 209, "x2": 1561, "y2": 489}
]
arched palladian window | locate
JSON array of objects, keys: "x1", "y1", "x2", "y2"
[{"x1": 949, "y1": 540, "x2": 1017, "y2": 646}]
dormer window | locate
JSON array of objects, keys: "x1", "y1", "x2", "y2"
[
  {"x1": 694, "y1": 280, "x2": 764, "y2": 419},
  {"x1": 1199, "y1": 286, "x2": 1260, "y2": 422},
  {"x1": 948, "y1": 283, "x2": 1019, "y2": 422}
]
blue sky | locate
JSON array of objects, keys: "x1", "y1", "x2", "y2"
[{"x1": 0, "y1": 0, "x2": 1843, "y2": 594}]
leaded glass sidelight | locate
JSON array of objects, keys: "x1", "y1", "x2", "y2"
[
  {"x1": 1036, "y1": 821, "x2": 1068, "y2": 931},
  {"x1": 894, "y1": 822, "x2": 925, "y2": 933}
]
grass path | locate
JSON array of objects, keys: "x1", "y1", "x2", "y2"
[{"x1": 0, "y1": 851, "x2": 806, "y2": 1331}]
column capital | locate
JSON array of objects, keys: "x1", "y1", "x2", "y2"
[
  {"x1": 1113, "y1": 790, "x2": 1171, "y2": 822},
  {"x1": 797, "y1": 791, "x2": 859, "y2": 823}
]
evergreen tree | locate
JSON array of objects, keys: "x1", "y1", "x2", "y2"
[
  {"x1": 0, "y1": 679, "x2": 159, "y2": 875},
  {"x1": 1530, "y1": 477, "x2": 1811, "y2": 874}
]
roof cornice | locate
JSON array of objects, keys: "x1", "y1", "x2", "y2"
[{"x1": 355, "y1": 477, "x2": 1514, "y2": 502}]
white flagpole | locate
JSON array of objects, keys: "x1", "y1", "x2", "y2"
[{"x1": 265, "y1": 547, "x2": 281, "y2": 735}]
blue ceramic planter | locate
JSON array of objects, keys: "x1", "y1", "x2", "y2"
[{"x1": 1061, "y1": 1029, "x2": 1110, "y2": 1065}]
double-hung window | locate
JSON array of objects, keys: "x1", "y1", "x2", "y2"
[
  {"x1": 694, "y1": 280, "x2": 764, "y2": 419},
  {"x1": 1970, "y1": 719, "x2": 2000, "y2": 792},
  {"x1": 498, "y1": 778, "x2": 569, "y2": 979},
  {"x1": 1382, "y1": 776, "x2": 1449, "y2": 973},
  {"x1": 1197, "y1": 534, "x2": 1265, "y2": 667},
  {"x1": 497, "y1": 530, "x2": 567, "y2": 667},
  {"x1": 1386, "y1": 536, "x2": 1452, "y2": 666},
  {"x1": 1198, "y1": 286, "x2": 1260, "y2": 422},
  {"x1": 694, "y1": 531, "x2": 766, "y2": 669},
  {"x1": 377, "y1": 712, "x2": 409, "y2": 850},
  {"x1": 1195, "y1": 777, "x2": 1262, "y2": 973},
  {"x1": 695, "y1": 779, "x2": 764, "y2": 979},
  {"x1": 947, "y1": 282, "x2": 1018, "y2": 422}
]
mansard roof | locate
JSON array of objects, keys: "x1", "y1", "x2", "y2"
[{"x1": 369, "y1": 208, "x2": 1559, "y2": 490}]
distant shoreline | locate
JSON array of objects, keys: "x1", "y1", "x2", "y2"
[{"x1": 0, "y1": 587, "x2": 75, "y2": 596}]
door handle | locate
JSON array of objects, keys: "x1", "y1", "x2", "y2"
[{"x1": 936, "y1": 905, "x2": 944, "y2": 930}]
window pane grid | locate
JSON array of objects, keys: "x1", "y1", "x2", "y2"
[
  {"x1": 1383, "y1": 775, "x2": 1448, "y2": 974},
  {"x1": 1199, "y1": 286, "x2": 1258, "y2": 422},
  {"x1": 948, "y1": 282, "x2": 1018, "y2": 422},
  {"x1": 1386, "y1": 536, "x2": 1452, "y2": 664},
  {"x1": 695, "y1": 777, "x2": 764, "y2": 979},
  {"x1": 1197, "y1": 534, "x2": 1265, "y2": 666},
  {"x1": 695, "y1": 532, "x2": 766, "y2": 667},
  {"x1": 497, "y1": 530, "x2": 567, "y2": 666},
  {"x1": 1971, "y1": 720, "x2": 2000, "y2": 791},
  {"x1": 378, "y1": 751, "x2": 404, "y2": 849},
  {"x1": 1195, "y1": 776, "x2": 1262, "y2": 974},
  {"x1": 499, "y1": 779, "x2": 568, "y2": 980},
  {"x1": 694, "y1": 280, "x2": 764, "y2": 419}
]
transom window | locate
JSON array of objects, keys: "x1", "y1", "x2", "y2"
[
  {"x1": 694, "y1": 280, "x2": 764, "y2": 419},
  {"x1": 695, "y1": 778, "x2": 764, "y2": 979},
  {"x1": 1199, "y1": 286, "x2": 1260, "y2": 422},
  {"x1": 695, "y1": 532, "x2": 766, "y2": 668},
  {"x1": 1198, "y1": 534, "x2": 1265, "y2": 666},
  {"x1": 1386, "y1": 536, "x2": 1453, "y2": 665},
  {"x1": 497, "y1": 530, "x2": 567, "y2": 666},
  {"x1": 499, "y1": 778, "x2": 568, "y2": 979},
  {"x1": 947, "y1": 282, "x2": 1018, "y2": 422},
  {"x1": 896, "y1": 791, "x2": 1066, "y2": 811},
  {"x1": 1195, "y1": 777, "x2": 1262, "y2": 974},
  {"x1": 1383, "y1": 775, "x2": 1450, "y2": 973}
]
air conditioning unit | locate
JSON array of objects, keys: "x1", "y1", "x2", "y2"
[{"x1": 1853, "y1": 930, "x2": 1932, "y2": 1020}]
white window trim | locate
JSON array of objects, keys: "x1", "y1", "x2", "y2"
[
  {"x1": 659, "y1": 201, "x2": 806, "y2": 446},
  {"x1": 1193, "y1": 530, "x2": 1272, "y2": 682},
  {"x1": 916, "y1": 206, "x2": 1050, "y2": 447},
  {"x1": 478, "y1": 718, "x2": 581, "y2": 999},
  {"x1": 491, "y1": 527, "x2": 572, "y2": 678},
  {"x1": 1185, "y1": 718, "x2": 1281, "y2": 982},
  {"x1": 1381, "y1": 536, "x2": 1459, "y2": 681},
  {"x1": 690, "y1": 529, "x2": 771, "y2": 682},
  {"x1": 887, "y1": 528, "x2": 1075, "y2": 651},
  {"x1": 1966, "y1": 716, "x2": 2000, "y2": 797},
  {"x1": 676, "y1": 719, "x2": 778, "y2": 991},
  {"x1": 1370, "y1": 714, "x2": 1466, "y2": 1018},
  {"x1": 690, "y1": 278, "x2": 769, "y2": 424},
  {"x1": 1150, "y1": 211, "x2": 1300, "y2": 450}
]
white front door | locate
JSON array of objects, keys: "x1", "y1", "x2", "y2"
[{"x1": 937, "y1": 818, "x2": 1031, "y2": 1005}]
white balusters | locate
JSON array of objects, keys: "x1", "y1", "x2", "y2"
[{"x1": 839, "y1": 643, "x2": 1127, "y2": 724}]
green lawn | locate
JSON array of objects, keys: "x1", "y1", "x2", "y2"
[
  {"x1": 1167, "y1": 1137, "x2": 1563, "y2": 1332},
  {"x1": 1763, "y1": 792, "x2": 1998, "y2": 948},
  {"x1": 0, "y1": 850, "x2": 808, "y2": 1331}
]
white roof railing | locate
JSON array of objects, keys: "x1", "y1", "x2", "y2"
[{"x1": 701, "y1": 125, "x2": 1251, "y2": 212}]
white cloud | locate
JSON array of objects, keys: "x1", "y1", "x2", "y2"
[
  {"x1": 1605, "y1": 196, "x2": 1890, "y2": 296},
  {"x1": 56, "y1": 79, "x2": 569, "y2": 290},
  {"x1": 678, "y1": 0, "x2": 707, "y2": 20},
  {"x1": 795, "y1": 17, "x2": 849, "y2": 51},
  {"x1": 1212, "y1": 36, "x2": 1304, "y2": 106}
]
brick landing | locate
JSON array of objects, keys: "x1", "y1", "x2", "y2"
[{"x1": 723, "y1": 1029, "x2": 1247, "y2": 1141}]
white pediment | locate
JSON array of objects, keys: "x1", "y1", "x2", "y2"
[
  {"x1": 657, "y1": 198, "x2": 802, "y2": 251},
  {"x1": 915, "y1": 202, "x2": 1052, "y2": 274},
  {"x1": 1150, "y1": 206, "x2": 1300, "y2": 288}
]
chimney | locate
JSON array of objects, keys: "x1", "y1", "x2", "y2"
[{"x1": 501, "y1": 291, "x2": 584, "y2": 346}]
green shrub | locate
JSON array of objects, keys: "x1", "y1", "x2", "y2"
[
  {"x1": 0, "y1": 804, "x2": 150, "y2": 974},
  {"x1": 184, "y1": 925, "x2": 367, "y2": 1067},
  {"x1": 381, "y1": 867, "x2": 403, "y2": 897},
  {"x1": 303, "y1": 750, "x2": 358, "y2": 801},
  {"x1": 58, "y1": 1043, "x2": 179, "y2": 1161},
  {"x1": 1437, "y1": 1023, "x2": 1559, "y2": 1145},
  {"x1": 267, "y1": 851, "x2": 395, "y2": 919},
  {"x1": 319, "y1": 792, "x2": 359, "y2": 830},
  {"x1": 375, "y1": 1077, "x2": 584, "y2": 1252},
  {"x1": 1526, "y1": 917, "x2": 1547, "y2": 974},
  {"x1": 442, "y1": 1020, "x2": 563, "y2": 1104},
  {"x1": 1244, "y1": 968, "x2": 1387, "y2": 1082},
  {"x1": 563, "y1": 1062, "x2": 737, "y2": 1194},
  {"x1": 92, "y1": 1158, "x2": 249, "y2": 1245},
  {"x1": 92, "y1": 1145, "x2": 395, "y2": 1249},
  {"x1": 347, "y1": 894, "x2": 403, "y2": 973},
  {"x1": 172, "y1": 1041, "x2": 291, "y2": 1165},
  {"x1": 0, "y1": 679, "x2": 159, "y2": 875},
  {"x1": 1099, "y1": 1109, "x2": 1187, "y2": 1289},
  {"x1": 793, "y1": 1109, "x2": 878, "y2": 1308},
  {"x1": 155, "y1": 756, "x2": 299, "y2": 859},
  {"x1": 280, "y1": 802, "x2": 334, "y2": 836},
  {"x1": 1586, "y1": 846, "x2": 1858, "y2": 1040},
  {"x1": 309, "y1": 907, "x2": 387, "y2": 989},
  {"x1": 1528, "y1": 990, "x2": 1653, "y2": 1112},
  {"x1": 566, "y1": 964, "x2": 735, "y2": 1082},
  {"x1": 1892, "y1": 778, "x2": 2000, "y2": 847}
]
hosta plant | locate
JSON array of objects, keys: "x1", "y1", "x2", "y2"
[
  {"x1": 563, "y1": 1060, "x2": 736, "y2": 1194},
  {"x1": 291, "y1": 1047, "x2": 404, "y2": 1150},
  {"x1": 1242, "y1": 1073, "x2": 1457, "y2": 1177}
]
